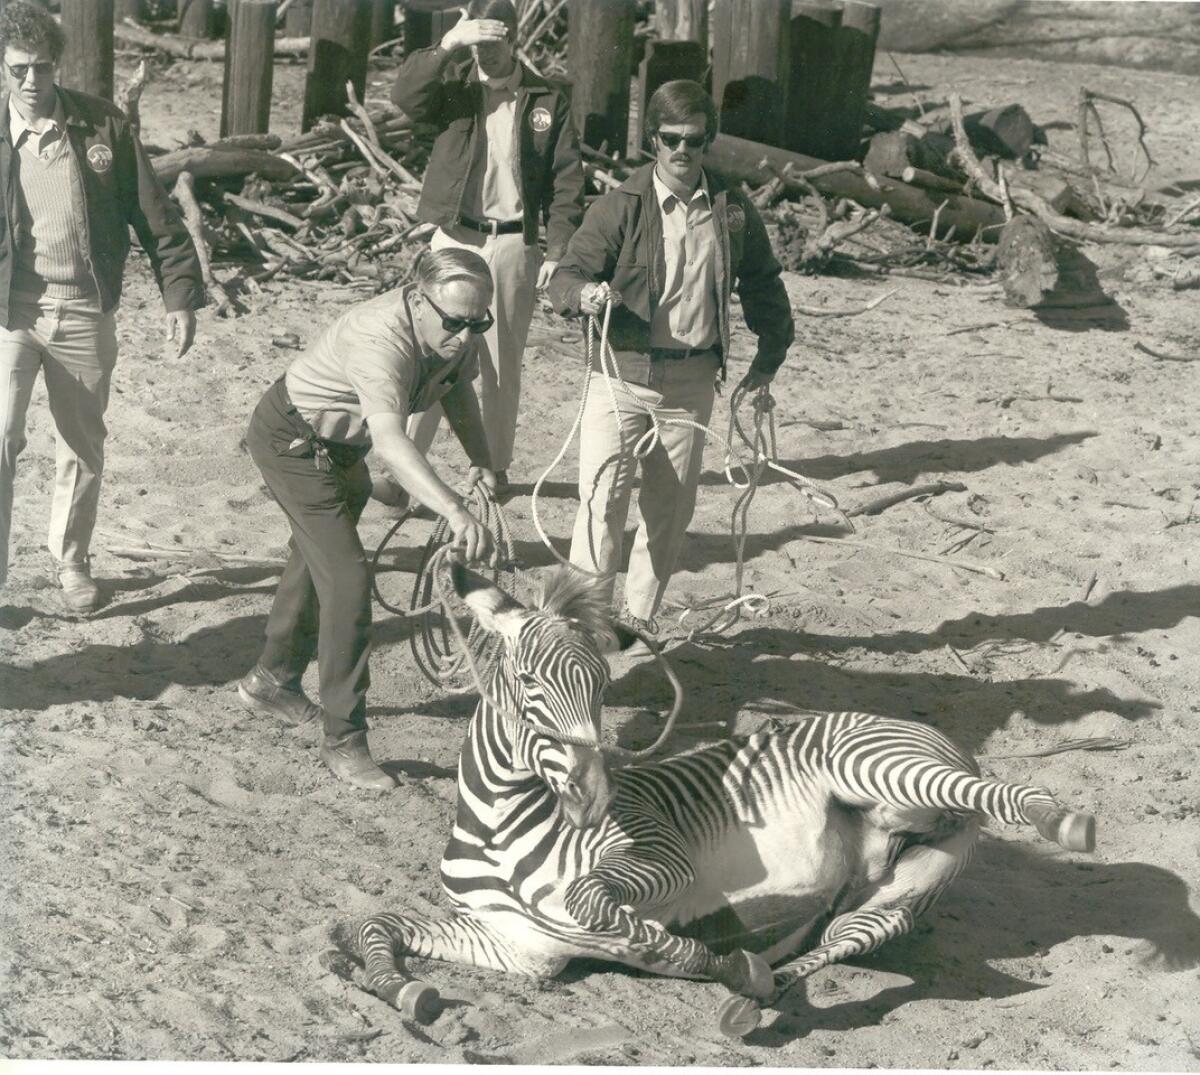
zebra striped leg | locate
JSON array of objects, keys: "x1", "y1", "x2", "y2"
[
  {"x1": 563, "y1": 868, "x2": 774, "y2": 1000},
  {"x1": 356, "y1": 911, "x2": 519, "y2": 1023}
]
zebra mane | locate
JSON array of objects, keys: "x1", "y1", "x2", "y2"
[{"x1": 533, "y1": 567, "x2": 616, "y2": 646}]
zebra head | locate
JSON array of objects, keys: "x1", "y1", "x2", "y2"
[{"x1": 451, "y1": 562, "x2": 637, "y2": 828}]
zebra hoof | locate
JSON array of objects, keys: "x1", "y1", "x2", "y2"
[
  {"x1": 397, "y1": 980, "x2": 440, "y2": 1024},
  {"x1": 1036, "y1": 809, "x2": 1096, "y2": 853},
  {"x1": 717, "y1": 995, "x2": 761, "y2": 1039}
]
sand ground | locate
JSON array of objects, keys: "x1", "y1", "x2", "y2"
[{"x1": 1, "y1": 39, "x2": 1199, "y2": 1069}]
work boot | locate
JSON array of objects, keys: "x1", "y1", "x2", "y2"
[
  {"x1": 319, "y1": 730, "x2": 396, "y2": 790},
  {"x1": 237, "y1": 664, "x2": 321, "y2": 727},
  {"x1": 57, "y1": 561, "x2": 104, "y2": 614}
]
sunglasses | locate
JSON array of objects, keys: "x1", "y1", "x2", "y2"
[
  {"x1": 6, "y1": 61, "x2": 55, "y2": 80},
  {"x1": 422, "y1": 291, "x2": 494, "y2": 335},
  {"x1": 654, "y1": 131, "x2": 709, "y2": 150}
]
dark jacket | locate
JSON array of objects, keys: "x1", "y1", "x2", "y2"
[
  {"x1": 391, "y1": 48, "x2": 584, "y2": 260},
  {"x1": 0, "y1": 87, "x2": 204, "y2": 326},
  {"x1": 547, "y1": 163, "x2": 794, "y2": 384}
]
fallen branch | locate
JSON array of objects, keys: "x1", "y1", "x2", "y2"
[
  {"x1": 153, "y1": 145, "x2": 298, "y2": 186},
  {"x1": 793, "y1": 287, "x2": 898, "y2": 318},
  {"x1": 117, "y1": 58, "x2": 149, "y2": 136},
  {"x1": 1133, "y1": 341, "x2": 1200, "y2": 363},
  {"x1": 223, "y1": 191, "x2": 305, "y2": 229},
  {"x1": 115, "y1": 19, "x2": 308, "y2": 59},
  {"x1": 847, "y1": 480, "x2": 967, "y2": 518},
  {"x1": 976, "y1": 391, "x2": 1083, "y2": 407},
  {"x1": 794, "y1": 533, "x2": 1006, "y2": 580},
  {"x1": 172, "y1": 171, "x2": 236, "y2": 317},
  {"x1": 106, "y1": 544, "x2": 283, "y2": 566}
]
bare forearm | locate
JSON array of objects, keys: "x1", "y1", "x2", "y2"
[{"x1": 371, "y1": 426, "x2": 465, "y2": 520}]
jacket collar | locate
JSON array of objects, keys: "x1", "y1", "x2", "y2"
[{"x1": 618, "y1": 161, "x2": 730, "y2": 199}]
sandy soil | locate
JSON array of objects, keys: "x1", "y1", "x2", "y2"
[{"x1": 2, "y1": 41, "x2": 1199, "y2": 1069}]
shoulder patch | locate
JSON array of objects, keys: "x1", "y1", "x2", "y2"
[
  {"x1": 86, "y1": 143, "x2": 113, "y2": 175},
  {"x1": 530, "y1": 106, "x2": 553, "y2": 133},
  {"x1": 725, "y1": 203, "x2": 746, "y2": 233}
]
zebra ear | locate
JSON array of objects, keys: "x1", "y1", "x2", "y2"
[{"x1": 450, "y1": 561, "x2": 526, "y2": 636}]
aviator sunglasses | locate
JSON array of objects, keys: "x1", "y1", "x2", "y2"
[
  {"x1": 654, "y1": 130, "x2": 710, "y2": 150},
  {"x1": 6, "y1": 61, "x2": 55, "y2": 80},
  {"x1": 422, "y1": 291, "x2": 494, "y2": 335}
]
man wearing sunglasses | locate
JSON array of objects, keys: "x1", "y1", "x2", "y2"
[
  {"x1": 549, "y1": 80, "x2": 794, "y2": 645},
  {"x1": 392, "y1": 0, "x2": 584, "y2": 495},
  {"x1": 0, "y1": 1, "x2": 202, "y2": 620},
  {"x1": 239, "y1": 248, "x2": 499, "y2": 790}
]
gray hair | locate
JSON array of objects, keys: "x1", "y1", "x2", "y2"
[{"x1": 414, "y1": 247, "x2": 493, "y2": 300}]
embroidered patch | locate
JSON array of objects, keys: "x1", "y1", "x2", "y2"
[
  {"x1": 87, "y1": 144, "x2": 113, "y2": 175},
  {"x1": 725, "y1": 204, "x2": 746, "y2": 233},
  {"x1": 530, "y1": 107, "x2": 552, "y2": 133}
]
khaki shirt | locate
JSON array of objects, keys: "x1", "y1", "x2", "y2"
[
  {"x1": 460, "y1": 64, "x2": 524, "y2": 223},
  {"x1": 649, "y1": 167, "x2": 719, "y2": 350},
  {"x1": 285, "y1": 283, "x2": 480, "y2": 446}
]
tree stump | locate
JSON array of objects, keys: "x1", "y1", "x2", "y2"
[
  {"x1": 302, "y1": 0, "x2": 371, "y2": 131},
  {"x1": 785, "y1": 3, "x2": 840, "y2": 158},
  {"x1": 401, "y1": 1, "x2": 460, "y2": 54},
  {"x1": 712, "y1": 0, "x2": 790, "y2": 146},
  {"x1": 997, "y1": 215, "x2": 1060, "y2": 307}
]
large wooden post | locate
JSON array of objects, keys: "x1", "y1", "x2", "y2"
[
  {"x1": 285, "y1": 0, "x2": 313, "y2": 36},
  {"x1": 60, "y1": 0, "x2": 115, "y2": 101},
  {"x1": 568, "y1": 0, "x2": 636, "y2": 154},
  {"x1": 179, "y1": 0, "x2": 214, "y2": 38},
  {"x1": 401, "y1": 2, "x2": 460, "y2": 54},
  {"x1": 711, "y1": 0, "x2": 789, "y2": 146},
  {"x1": 654, "y1": 0, "x2": 706, "y2": 44},
  {"x1": 370, "y1": 0, "x2": 396, "y2": 48},
  {"x1": 785, "y1": 3, "x2": 841, "y2": 158},
  {"x1": 302, "y1": 0, "x2": 371, "y2": 131},
  {"x1": 830, "y1": 1, "x2": 881, "y2": 160},
  {"x1": 627, "y1": 40, "x2": 707, "y2": 157},
  {"x1": 222, "y1": 0, "x2": 276, "y2": 137}
]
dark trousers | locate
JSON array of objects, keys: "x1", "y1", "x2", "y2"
[{"x1": 246, "y1": 379, "x2": 373, "y2": 739}]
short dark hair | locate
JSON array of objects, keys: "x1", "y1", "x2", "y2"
[
  {"x1": 646, "y1": 79, "x2": 719, "y2": 141},
  {"x1": 0, "y1": 1, "x2": 65, "y2": 64},
  {"x1": 465, "y1": 0, "x2": 518, "y2": 42}
]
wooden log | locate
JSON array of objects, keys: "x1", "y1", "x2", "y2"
[
  {"x1": 115, "y1": 21, "x2": 309, "y2": 59},
  {"x1": 712, "y1": 0, "x2": 790, "y2": 146},
  {"x1": 401, "y1": 1, "x2": 459, "y2": 54},
  {"x1": 655, "y1": 0, "x2": 706, "y2": 43},
  {"x1": 996, "y1": 215, "x2": 1059, "y2": 308},
  {"x1": 901, "y1": 165, "x2": 964, "y2": 194},
  {"x1": 824, "y1": 1, "x2": 880, "y2": 162},
  {"x1": 627, "y1": 39, "x2": 707, "y2": 158},
  {"x1": 285, "y1": 0, "x2": 313, "y2": 35},
  {"x1": 60, "y1": 0, "x2": 115, "y2": 101},
  {"x1": 568, "y1": 0, "x2": 636, "y2": 154},
  {"x1": 864, "y1": 129, "x2": 957, "y2": 180},
  {"x1": 785, "y1": 3, "x2": 840, "y2": 159},
  {"x1": 222, "y1": 0, "x2": 276, "y2": 137},
  {"x1": 968, "y1": 104, "x2": 1038, "y2": 160},
  {"x1": 302, "y1": 0, "x2": 371, "y2": 131},
  {"x1": 179, "y1": 0, "x2": 214, "y2": 38},
  {"x1": 152, "y1": 146, "x2": 299, "y2": 186},
  {"x1": 705, "y1": 132, "x2": 1008, "y2": 241}
]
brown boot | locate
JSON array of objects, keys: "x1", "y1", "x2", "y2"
[
  {"x1": 237, "y1": 665, "x2": 321, "y2": 727},
  {"x1": 319, "y1": 730, "x2": 396, "y2": 790}
]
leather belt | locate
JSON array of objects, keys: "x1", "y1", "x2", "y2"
[
  {"x1": 649, "y1": 345, "x2": 719, "y2": 361},
  {"x1": 459, "y1": 215, "x2": 524, "y2": 236}
]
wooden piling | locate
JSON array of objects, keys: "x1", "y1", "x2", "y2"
[
  {"x1": 115, "y1": 0, "x2": 147, "y2": 21},
  {"x1": 711, "y1": 0, "x2": 789, "y2": 146},
  {"x1": 785, "y1": 3, "x2": 840, "y2": 158},
  {"x1": 222, "y1": 0, "x2": 276, "y2": 137},
  {"x1": 302, "y1": 0, "x2": 371, "y2": 131},
  {"x1": 568, "y1": 0, "x2": 637, "y2": 154},
  {"x1": 284, "y1": 0, "x2": 313, "y2": 36},
  {"x1": 654, "y1": 0, "x2": 707, "y2": 44},
  {"x1": 370, "y1": 0, "x2": 396, "y2": 48},
  {"x1": 401, "y1": 2, "x2": 460, "y2": 54},
  {"x1": 60, "y1": 0, "x2": 115, "y2": 101},
  {"x1": 179, "y1": 0, "x2": 214, "y2": 38}
]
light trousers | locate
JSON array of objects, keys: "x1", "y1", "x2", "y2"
[
  {"x1": 569, "y1": 353, "x2": 719, "y2": 621},
  {"x1": 407, "y1": 224, "x2": 541, "y2": 472},
  {"x1": 0, "y1": 295, "x2": 118, "y2": 588}
]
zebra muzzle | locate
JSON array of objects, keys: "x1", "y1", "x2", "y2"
[{"x1": 557, "y1": 751, "x2": 613, "y2": 828}]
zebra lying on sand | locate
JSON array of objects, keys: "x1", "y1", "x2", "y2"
[{"x1": 356, "y1": 563, "x2": 1096, "y2": 1037}]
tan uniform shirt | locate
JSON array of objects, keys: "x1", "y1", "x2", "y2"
[
  {"x1": 286, "y1": 284, "x2": 480, "y2": 446},
  {"x1": 460, "y1": 64, "x2": 524, "y2": 223},
  {"x1": 649, "y1": 167, "x2": 719, "y2": 351}
]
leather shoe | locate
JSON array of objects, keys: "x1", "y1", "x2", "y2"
[
  {"x1": 237, "y1": 665, "x2": 321, "y2": 726},
  {"x1": 58, "y1": 562, "x2": 103, "y2": 614},
  {"x1": 320, "y1": 730, "x2": 396, "y2": 790}
]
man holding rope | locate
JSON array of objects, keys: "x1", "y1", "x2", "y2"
[
  {"x1": 391, "y1": 0, "x2": 584, "y2": 496},
  {"x1": 548, "y1": 80, "x2": 794, "y2": 643},
  {"x1": 239, "y1": 249, "x2": 498, "y2": 791}
]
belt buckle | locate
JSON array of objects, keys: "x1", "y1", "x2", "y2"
[{"x1": 488, "y1": 219, "x2": 499, "y2": 238}]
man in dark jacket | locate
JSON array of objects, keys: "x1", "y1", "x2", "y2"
[
  {"x1": 391, "y1": 0, "x2": 583, "y2": 493},
  {"x1": 0, "y1": 1, "x2": 203, "y2": 617},
  {"x1": 548, "y1": 80, "x2": 794, "y2": 640}
]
